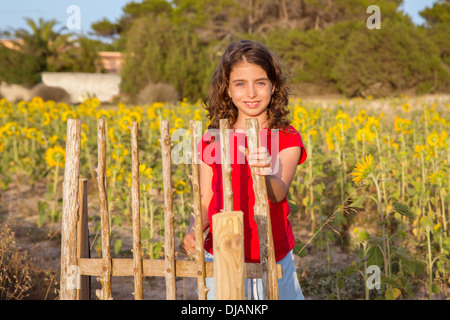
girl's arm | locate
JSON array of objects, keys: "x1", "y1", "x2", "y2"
[
  {"x1": 247, "y1": 146, "x2": 301, "y2": 203},
  {"x1": 182, "y1": 160, "x2": 213, "y2": 255},
  {"x1": 264, "y1": 146, "x2": 301, "y2": 203}
]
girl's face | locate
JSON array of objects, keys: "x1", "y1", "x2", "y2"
[{"x1": 228, "y1": 61, "x2": 274, "y2": 124}]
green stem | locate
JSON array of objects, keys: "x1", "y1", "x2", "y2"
[
  {"x1": 440, "y1": 187, "x2": 447, "y2": 235},
  {"x1": 53, "y1": 163, "x2": 59, "y2": 195},
  {"x1": 363, "y1": 242, "x2": 369, "y2": 300},
  {"x1": 371, "y1": 173, "x2": 389, "y2": 279},
  {"x1": 307, "y1": 134, "x2": 314, "y2": 227},
  {"x1": 426, "y1": 228, "x2": 433, "y2": 300}
]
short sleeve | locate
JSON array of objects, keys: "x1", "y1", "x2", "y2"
[
  {"x1": 279, "y1": 126, "x2": 307, "y2": 165},
  {"x1": 198, "y1": 129, "x2": 220, "y2": 166}
]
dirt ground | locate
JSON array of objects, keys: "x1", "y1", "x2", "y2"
[{"x1": 0, "y1": 172, "x2": 356, "y2": 300}]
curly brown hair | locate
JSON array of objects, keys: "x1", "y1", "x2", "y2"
[{"x1": 204, "y1": 40, "x2": 291, "y2": 130}]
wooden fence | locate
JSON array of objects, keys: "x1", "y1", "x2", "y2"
[{"x1": 59, "y1": 118, "x2": 281, "y2": 300}]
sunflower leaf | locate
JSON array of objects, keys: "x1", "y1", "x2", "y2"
[{"x1": 393, "y1": 202, "x2": 414, "y2": 218}]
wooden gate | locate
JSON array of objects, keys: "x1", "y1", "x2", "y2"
[{"x1": 59, "y1": 118, "x2": 280, "y2": 300}]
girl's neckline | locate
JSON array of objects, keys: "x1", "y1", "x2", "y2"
[{"x1": 230, "y1": 128, "x2": 272, "y2": 133}]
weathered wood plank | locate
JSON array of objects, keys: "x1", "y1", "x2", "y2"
[
  {"x1": 60, "y1": 119, "x2": 81, "y2": 300},
  {"x1": 131, "y1": 121, "x2": 143, "y2": 300},
  {"x1": 189, "y1": 120, "x2": 208, "y2": 300},
  {"x1": 78, "y1": 258, "x2": 281, "y2": 279},
  {"x1": 95, "y1": 118, "x2": 112, "y2": 300},
  {"x1": 213, "y1": 211, "x2": 245, "y2": 300},
  {"x1": 245, "y1": 118, "x2": 279, "y2": 300},
  {"x1": 160, "y1": 120, "x2": 177, "y2": 300},
  {"x1": 219, "y1": 119, "x2": 233, "y2": 212},
  {"x1": 76, "y1": 178, "x2": 90, "y2": 300}
]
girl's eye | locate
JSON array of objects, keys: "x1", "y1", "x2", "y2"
[
  {"x1": 236, "y1": 83, "x2": 244, "y2": 87},
  {"x1": 257, "y1": 82, "x2": 266, "y2": 86}
]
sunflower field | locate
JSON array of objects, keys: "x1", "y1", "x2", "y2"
[{"x1": 0, "y1": 95, "x2": 449, "y2": 300}]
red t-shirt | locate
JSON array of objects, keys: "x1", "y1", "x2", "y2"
[{"x1": 199, "y1": 125, "x2": 307, "y2": 263}]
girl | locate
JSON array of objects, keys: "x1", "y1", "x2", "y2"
[{"x1": 182, "y1": 40, "x2": 307, "y2": 300}]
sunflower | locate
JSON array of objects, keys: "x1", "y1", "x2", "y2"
[
  {"x1": 96, "y1": 109, "x2": 110, "y2": 120},
  {"x1": 118, "y1": 115, "x2": 133, "y2": 131},
  {"x1": 428, "y1": 170, "x2": 445, "y2": 186},
  {"x1": 108, "y1": 127, "x2": 117, "y2": 144},
  {"x1": 440, "y1": 130, "x2": 448, "y2": 148},
  {"x1": 42, "y1": 112, "x2": 52, "y2": 126},
  {"x1": 353, "y1": 228, "x2": 370, "y2": 242},
  {"x1": 45, "y1": 145, "x2": 65, "y2": 168},
  {"x1": 356, "y1": 127, "x2": 376, "y2": 142},
  {"x1": 193, "y1": 109, "x2": 203, "y2": 121},
  {"x1": 112, "y1": 144, "x2": 129, "y2": 162},
  {"x1": 326, "y1": 124, "x2": 344, "y2": 150},
  {"x1": 402, "y1": 103, "x2": 410, "y2": 113},
  {"x1": 394, "y1": 116, "x2": 413, "y2": 135},
  {"x1": 426, "y1": 131, "x2": 440, "y2": 147},
  {"x1": 414, "y1": 144, "x2": 426, "y2": 159},
  {"x1": 174, "y1": 117, "x2": 185, "y2": 129},
  {"x1": 352, "y1": 109, "x2": 367, "y2": 126},
  {"x1": 48, "y1": 134, "x2": 59, "y2": 145},
  {"x1": 335, "y1": 110, "x2": 351, "y2": 131},
  {"x1": 24, "y1": 127, "x2": 41, "y2": 141},
  {"x1": 174, "y1": 180, "x2": 187, "y2": 194},
  {"x1": 382, "y1": 136, "x2": 399, "y2": 151},
  {"x1": 139, "y1": 163, "x2": 152, "y2": 179},
  {"x1": 3, "y1": 122, "x2": 21, "y2": 136},
  {"x1": 293, "y1": 105, "x2": 308, "y2": 124},
  {"x1": 129, "y1": 110, "x2": 143, "y2": 123},
  {"x1": 351, "y1": 154, "x2": 374, "y2": 184},
  {"x1": 364, "y1": 116, "x2": 380, "y2": 133}
]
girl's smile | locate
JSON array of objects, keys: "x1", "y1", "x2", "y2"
[{"x1": 244, "y1": 100, "x2": 261, "y2": 108}]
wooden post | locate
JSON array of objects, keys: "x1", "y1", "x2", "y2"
[
  {"x1": 213, "y1": 211, "x2": 245, "y2": 300},
  {"x1": 160, "y1": 120, "x2": 177, "y2": 300},
  {"x1": 189, "y1": 120, "x2": 208, "y2": 300},
  {"x1": 219, "y1": 119, "x2": 233, "y2": 211},
  {"x1": 77, "y1": 178, "x2": 90, "y2": 300},
  {"x1": 95, "y1": 118, "x2": 113, "y2": 300},
  {"x1": 60, "y1": 119, "x2": 81, "y2": 300},
  {"x1": 131, "y1": 121, "x2": 144, "y2": 300},
  {"x1": 245, "y1": 118, "x2": 279, "y2": 300}
]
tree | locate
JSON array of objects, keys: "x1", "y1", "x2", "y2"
[
  {"x1": 0, "y1": 43, "x2": 40, "y2": 86},
  {"x1": 0, "y1": 17, "x2": 104, "y2": 86},
  {"x1": 420, "y1": 0, "x2": 450, "y2": 67},
  {"x1": 331, "y1": 16, "x2": 443, "y2": 97},
  {"x1": 111, "y1": 0, "x2": 450, "y2": 100},
  {"x1": 120, "y1": 11, "x2": 215, "y2": 100},
  {"x1": 14, "y1": 18, "x2": 73, "y2": 73}
]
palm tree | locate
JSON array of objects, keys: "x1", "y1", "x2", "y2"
[{"x1": 14, "y1": 17, "x2": 75, "y2": 72}]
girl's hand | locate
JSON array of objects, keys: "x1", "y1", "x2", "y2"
[
  {"x1": 182, "y1": 231, "x2": 196, "y2": 256},
  {"x1": 239, "y1": 145, "x2": 272, "y2": 176}
]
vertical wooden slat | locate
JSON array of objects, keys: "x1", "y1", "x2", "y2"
[
  {"x1": 60, "y1": 118, "x2": 81, "y2": 300},
  {"x1": 95, "y1": 118, "x2": 112, "y2": 300},
  {"x1": 160, "y1": 120, "x2": 177, "y2": 300},
  {"x1": 189, "y1": 120, "x2": 208, "y2": 300},
  {"x1": 77, "y1": 178, "x2": 90, "y2": 300},
  {"x1": 245, "y1": 118, "x2": 279, "y2": 300},
  {"x1": 213, "y1": 211, "x2": 245, "y2": 300},
  {"x1": 131, "y1": 121, "x2": 143, "y2": 300},
  {"x1": 219, "y1": 119, "x2": 233, "y2": 212}
]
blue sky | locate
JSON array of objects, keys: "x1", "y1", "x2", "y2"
[{"x1": 0, "y1": 0, "x2": 439, "y2": 35}]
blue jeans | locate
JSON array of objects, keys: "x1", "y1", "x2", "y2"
[{"x1": 203, "y1": 250, "x2": 304, "y2": 300}]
